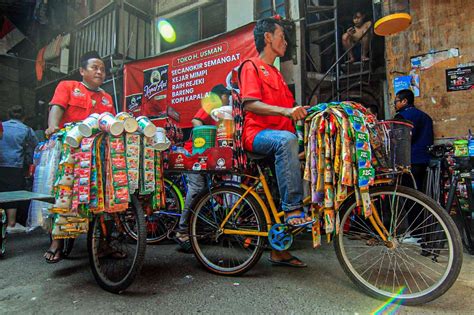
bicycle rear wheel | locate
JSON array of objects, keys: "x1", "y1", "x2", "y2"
[
  {"x1": 334, "y1": 185, "x2": 462, "y2": 305},
  {"x1": 87, "y1": 199, "x2": 146, "y2": 293},
  {"x1": 189, "y1": 186, "x2": 266, "y2": 275},
  {"x1": 124, "y1": 181, "x2": 183, "y2": 244}
]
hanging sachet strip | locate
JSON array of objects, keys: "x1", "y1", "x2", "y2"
[
  {"x1": 125, "y1": 133, "x2": 141, "y2": 194},
  {"x1": 105, "y1": 135, "x2": 129, "y2": 213},
  {"x1": 140, "y1": 136, "x2": 155, "y2": 195}
]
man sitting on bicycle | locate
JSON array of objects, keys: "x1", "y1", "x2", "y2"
[{"x1": 238, "y1": 17, "x2": 312, "y2": 267}]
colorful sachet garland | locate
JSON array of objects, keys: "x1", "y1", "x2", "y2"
[
  {"x1": 46, "y1": 125, "x2": 165, "y2": 239},
  {"x1": 303, "y1": 102, "x2": 376, "y2": 248}
]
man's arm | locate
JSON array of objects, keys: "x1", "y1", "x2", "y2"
[
  {"x1": 191, "y1": 118, "x2": 204, "y2": 127},
  {"x1": 244, "y1": 100, "x2": 307, "y2": 120},
  {"x1": 45, "y1": 105, "x2": 65, "y2": 136}
]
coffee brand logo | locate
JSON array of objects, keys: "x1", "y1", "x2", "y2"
[{"x1": 143, "y1": 65, "x2": 169, "y2": 100}]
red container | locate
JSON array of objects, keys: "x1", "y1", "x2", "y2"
[{"x1": 165, "y1": 147, "x2": 233, "y2": 171}]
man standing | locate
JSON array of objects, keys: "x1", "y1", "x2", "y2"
[
  {"x1": 45, "y1": 51, "x2": 115, "y2": 136},
  {"x1": 175, "y1": 84, "x2": 231, "y2": 253},
  {"x1": 394, "y1": 89, "x2": 434, "y2": 190},
  {"x1": 44, "y1": 51, "x2": 116, "y2": 263},
  {"x1": 239, "y1": 17, "x2": 312, "y2": 267},
  {"x1": 0, "y1": 106, "x2": 38, "y2": 233}
]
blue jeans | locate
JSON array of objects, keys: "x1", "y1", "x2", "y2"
[{"x1": 252, "y1": 130, "x2": 303, "y2": 212}]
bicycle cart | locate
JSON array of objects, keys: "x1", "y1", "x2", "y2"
[{"x1": 186, "y1": 105, "x2": 463, "y2": 305}]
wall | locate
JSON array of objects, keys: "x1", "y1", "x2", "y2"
[
  {"x1": 226, "y1": 0, "x2": 254, "y2": 31},
  {"x1": 385, "y1": 0, "x2": 474, "y2": 139}
]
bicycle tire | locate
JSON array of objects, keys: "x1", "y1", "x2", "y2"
[
  {"x1": 87, "y1": 195, "x2": 147, "y2": 293},
  {"x1": 189, "y1": 186, "x2": 266, "y2": 276},
  {"x1": 334, "y1": 185, "x2": 462, "y2": 305},
  {"x1": 123, "y1": 180, "x2": 183, "y2": 244}
]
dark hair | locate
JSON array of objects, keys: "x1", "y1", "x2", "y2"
[
  {"x1": 8, "y1": 105, "x2": 24, "y2": 120},
  {"x1": 396, "y1": 89, "x2": 414, "y2": 106},
  {"x1": 353, "y1": 11, "x2": 366, "y2": 19},
  {"x1": 211, "y1": 84, "x2": 231, "y2": 98},
  {"x1": 80, "y1": 51, "x2": 102, "y2": 69},
  {"x1": 254, "y1": 18, "x2": 283, "y2": 53}
]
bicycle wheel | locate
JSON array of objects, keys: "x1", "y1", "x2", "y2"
[
  {"x1": 451, "y1": 195, "x2": 474, "y2": 254},
  {"x1": 334, "y1": 185, "x2": 462, "y2": 305},
  {"x1": 124, "y1": 181, "x2": 183, "y2": 244},
  {"x1": 189, "y1": 186, "x2": 266, "y2": 275},
  {"x1": 87, "y1": 196, "x2": 146, "y2": 293}
]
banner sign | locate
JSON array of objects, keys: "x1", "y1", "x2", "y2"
[
  {"x1": 123, "y1": 22, "x2": 257, "y2": 128},
  {"x1": 446, "y1": 66, "x2": 474, "y2": 92}
]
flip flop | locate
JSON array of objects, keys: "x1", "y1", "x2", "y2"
[
  {"x1": 268, "y1": 255, "x2": 307, "y2": 268},
  {"x1": 45, "y1": 249, "x2": 63, "y2": 264},
  {"x1": 173, "y1": 236, "x2": 193, "y2": 253},
  {"x1": 285, "y1": 212, "x2": 315, "y2": 228}
]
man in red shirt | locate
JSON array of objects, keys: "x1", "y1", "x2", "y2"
[
  {"x1": 44, "y1": 51, "x2": 115, "y2": 263},
  {"x1": 45, "y1": 51, "x2": 116, "y2": 136},
  {"x1": 239, "y1": 17, "x2": 312, "y2": 267}
]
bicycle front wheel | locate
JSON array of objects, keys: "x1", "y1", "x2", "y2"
[
  {"x1": 334, "y1": 185, "x2": 462, "y2": 305},
  {"x1": 87, "y1": 200, "x2": 146, "y2": 293},
  {"x1": 189, "y1": 186, "x2": 266, "y2": 275}
]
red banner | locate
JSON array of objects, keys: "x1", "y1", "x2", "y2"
[{"x1": 123, "y1": 22, "x2": 257, "y2": 128}]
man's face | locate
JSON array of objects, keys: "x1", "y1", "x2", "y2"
[
  {"x1": 267, "y1": 24, "x2": 287, "y2": 57},
  {"x1": 220, "y1": 94, "x2": 230, "y2": 106},
  {"x1": 394, "y1": 96, "x2": 407, "y2": 111},
  {"x1": 353, "y1": 13, "x2": 364, "y2": 27},
  {"x1": 80, "y1": 58, "x2": 105, "y2": 89}
]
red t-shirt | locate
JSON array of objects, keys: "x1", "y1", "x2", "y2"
[
  {"x1": 183, "y1": 108, "x2": 217, "y2": 153},
  {"x1": 50, "y1": 81, "x2": 116, "y2": 128},
  {"x1": 239, "y1": 57, "x2": 295, "y2": 151}
]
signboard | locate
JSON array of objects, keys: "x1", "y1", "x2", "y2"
[
  {"x1": 123, "y1": 23, "x2": 257, "y2": 128},
  {"x1": 446, "y1": 66, "x2": 474, "y2": 92}
]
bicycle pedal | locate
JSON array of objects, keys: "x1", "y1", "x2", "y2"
[{"x1": 268, "y1": 224, "x2": 293, "y2": 251}]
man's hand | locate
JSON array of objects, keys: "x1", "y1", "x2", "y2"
[
  {"x1": 45, "y1": 125, "x2": 59, "y2": 137},
  {"x1": 283, "y1": 106, "x2": 309, "y2": 120}
]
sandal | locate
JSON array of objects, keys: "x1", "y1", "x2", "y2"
[
  {"x1": 285, "y1": 212, "x2": 314, "y2": 228},
  {"x1": 268, "y1": 255, "x2": 307, "y2": 268},
  {"x1": 44, "y1": 249, "x2": 63, "y2": 264},
  {"x1": 173, "y1": 236, "x2": 193, "y2": 253}
]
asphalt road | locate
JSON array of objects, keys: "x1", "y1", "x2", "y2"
[{"x1": 1, "y1": 230, "x2": 473, "y2": 314}]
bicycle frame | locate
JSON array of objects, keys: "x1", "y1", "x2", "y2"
[{"x1": 218, "y1": 164, "x2": 396, "y2": 242}]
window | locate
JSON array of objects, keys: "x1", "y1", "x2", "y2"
[
  {"x1": 160, "y1": 1, "x2": 226, "y2": 52},
  {"x1": 255, "y1": 0, "x2": 287, "y2": 19}
]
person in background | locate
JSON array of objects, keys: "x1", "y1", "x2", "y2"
[
  {"x1": 239, "y1": 17, "x2": 312, "y2": 267},
  {"x1": 175, "y1": 84, "x2": 231, "y2": 253},
  {"x1": 44, "y1": 51, "x2": 116, "y2": 263},
  {"x1": 342, "y1": 11, "x2": 372, "y2": 63},
  {"x1": 366, "y1": 104, "x2": 379, "y2": 118},
  {"x1": 0, "y1": 106, "x2": 38, "y2": 234},
  {"x1": 394, "y1": 89, "x2": 433, "y2": 190}
]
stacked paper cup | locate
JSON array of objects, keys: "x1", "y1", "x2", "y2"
[
  {"x1": 137, "y1": 116, "x2": 157, "y2": 137},
  {"x1": 98, "y1": 112, "x2": 124, "y2": 136},
  {"x1": 78, "y1": 113, "x2": 100, "y2": 137},
  {"x1": 152, "y1": 127, "x2": 171, "y2": 151},
  {"x1": 116, "y1": 112, "x2": 138, "y2": 133},
  {"x1": 65, "y1": 126, "x2": 83, "y2": 147}
]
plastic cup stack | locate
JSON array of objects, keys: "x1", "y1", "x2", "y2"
[
  {"x1": 116, "y1": 112, "x2": 138, "y2": 133},
  {"x1": 137, "y1": 116, "x2": 157, "y2": 138},
  {"x1": 98, "y1": 112, "x2": 124, "y2": 136},
  {"x1": 78, "y1": 113, "x2": 100, "y2": 137}
]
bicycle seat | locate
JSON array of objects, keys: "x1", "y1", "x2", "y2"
[{"x1": 246, "y1": 152, "x2": 268, "y2": 161}]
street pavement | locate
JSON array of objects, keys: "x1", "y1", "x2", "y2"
[{"x1": 1, "y1": 230, "x2": 473, "y2": 314}]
